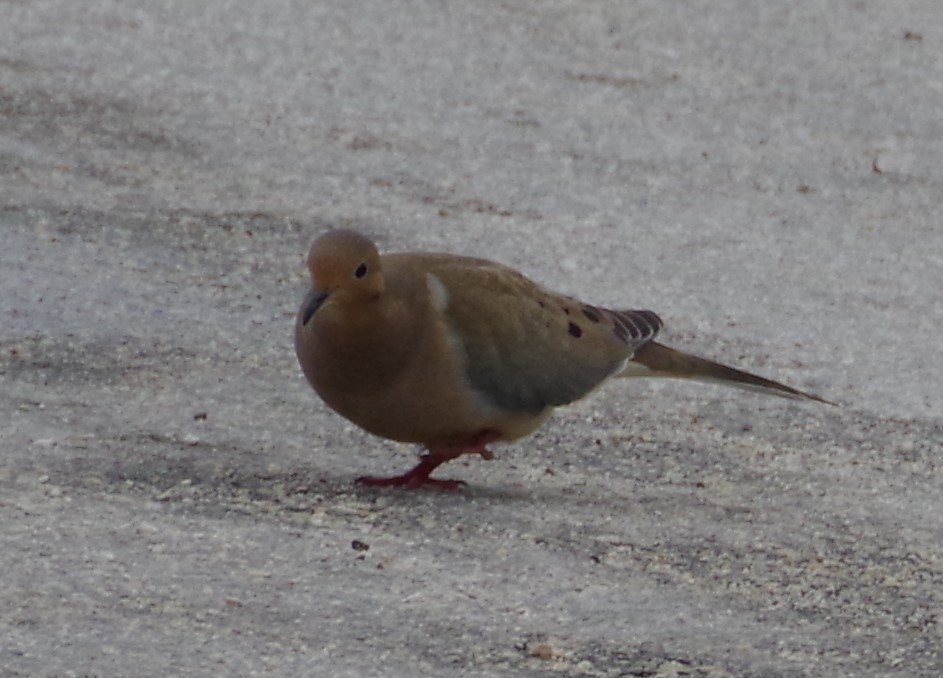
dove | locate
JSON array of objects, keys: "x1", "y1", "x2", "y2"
[{"x1": 295, "y1": 229, "x2": 830, "y2": 489}]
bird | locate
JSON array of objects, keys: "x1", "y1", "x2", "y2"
[{"x1": 295, "y1": 229, "x2": 831, "y2": 489}]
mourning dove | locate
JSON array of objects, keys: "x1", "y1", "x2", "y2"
[{"x1": 295, "y1": 229, "x2": 830, "y2": 489}]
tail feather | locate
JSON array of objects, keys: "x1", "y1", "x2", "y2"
[{"x1": 623, "y1": 341, "x2": 834, "y2": 405}]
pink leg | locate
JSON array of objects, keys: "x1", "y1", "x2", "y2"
[{"x1": 357, "y1": 435, "x2": 497, "y2": 490}]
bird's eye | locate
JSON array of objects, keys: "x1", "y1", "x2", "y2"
[{"x1": 353, "y1": 262, "x2": 368, "y2": 279}]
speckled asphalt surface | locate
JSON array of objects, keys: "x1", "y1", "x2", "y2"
[{"x1": 2, "y1": 2, "x2": 942, "y2": 676}]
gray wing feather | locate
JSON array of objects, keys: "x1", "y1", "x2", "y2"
[{"x1": 431, "y1": 260, "x2": 662, "y2": 413}]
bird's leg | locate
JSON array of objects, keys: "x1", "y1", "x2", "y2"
[
  {"x1": 356, "y1": 452, "x2": 465, "y2": 490},
  {"x1": 357, "y1": 431, "x2": 499, "y2": 490}
]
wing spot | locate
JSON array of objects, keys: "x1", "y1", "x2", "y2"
[
  {"x1": 582, "y1": 305, "x2": 602, "y2": 323},
  {"x1": 568, "y1": 322, "x2": 583, "y2": 338}
]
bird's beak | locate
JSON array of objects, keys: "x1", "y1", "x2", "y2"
[{"x1": 300, "y1": 288, "x2": 330, "y2": 326}]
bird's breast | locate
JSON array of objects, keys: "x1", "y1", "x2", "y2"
[{"x1": 294, "y1": 297, "x2": 551, "y2": 446}]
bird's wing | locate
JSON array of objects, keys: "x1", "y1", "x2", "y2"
[{"x1": 405, "y1": 254, "x2": 662, "y2": 413}]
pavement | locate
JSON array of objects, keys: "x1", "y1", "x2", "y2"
[{"x1": 2, "y1": 1, "x2": 942, "y2": 675}]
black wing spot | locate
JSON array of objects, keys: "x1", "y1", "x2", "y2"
[
  {"x1": 568, "y1": 322, "x2": 583, "y2": 338},
  {"x1": 582, "y1": 305, "x2": 602, "y2": 323}
]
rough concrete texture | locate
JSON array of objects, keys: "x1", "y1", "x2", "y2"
[{"x1": 2, "y1": 1, "x2": 942, "y2": 676}]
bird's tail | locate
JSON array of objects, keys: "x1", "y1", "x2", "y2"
[{"x1": 620, "y1": 341, "x2": 834, "y2": 405}]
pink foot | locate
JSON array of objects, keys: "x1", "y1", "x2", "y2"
[
  {"x1": 356, "y1": 454, "x2": 467, "y2": 490},
  {"x1": 356, "y1": 436, "x2": 498, "y2": 490}
]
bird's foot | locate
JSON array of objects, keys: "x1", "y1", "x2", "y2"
[
  {"x1": 356, "y1": 453, "x2": 466, "y2": 490},
  {"x1": 356, "y1": 440, "x2": 497, "y2": 490}
]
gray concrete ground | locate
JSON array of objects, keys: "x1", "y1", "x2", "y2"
[{"x1": 2, "y1": 1, "x2": 942, "y2": 675}]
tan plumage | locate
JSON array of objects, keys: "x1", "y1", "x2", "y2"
[{"x1": 295, "y1": 229, "x2": 830, "y2": 489}]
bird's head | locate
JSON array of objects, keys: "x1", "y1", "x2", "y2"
[{"x1": 300, "y1": 229, "x2": 384, "y2": 325}]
